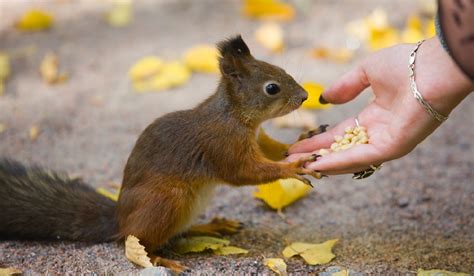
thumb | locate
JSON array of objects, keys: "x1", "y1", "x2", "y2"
[{"x1": 320, "y1": 63, "x2": 370, "y2": 104}]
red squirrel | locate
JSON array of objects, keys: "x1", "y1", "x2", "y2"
[{"x1": 0, "y1": 36, "x2": 325, "y2": 272}]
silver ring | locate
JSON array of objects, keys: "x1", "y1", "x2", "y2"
[
  {"x1": 352, "y1": 117, "x2": 383, "y2": 179},
  {"x1": 353, "y1": 164, "x2": 383, "y2": 180}
]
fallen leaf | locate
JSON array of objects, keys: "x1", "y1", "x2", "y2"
[
  {"x1": 310, "y1": 47, "x2": 353, "y2": 63},
  {"x1": 184, "y1": 45, "x2": 220, "y2": 74},
  {"x1": 331, "y1": 269, "x2": 349, "y2": 276},
  {"x1": 39, "y1": 53, "x2": 68, "y2": 84},
  {"x1": 128, "y1": 56, "x2": 164, "y2": 82},
  {"x1": 0, "y1": 123, "x2": 6, "y2": 134},
  {"x1": 0, "y1": 54, "x2": 10, "y2": 96},
  {"x1": 417, "y1": 269, "x2": 469, "y2": 276},
  {"x1": 131, "y1": 60, "x2": 191, "y2": 92},
  {"x1": 96, "y1": 187, "x2": 119, "y2": 201},
  {"x1": 368, "y1": 26, "x2": 399, "y2": 51},
  {"x1": 263, "y1": 258, "x2": 287, "y2": 276},
  {"x1": 272, "y1": 109, "x2": 318, "y2": 130},
  {"x1": 301, "y1": 82, "x2": 331, "y2": 109},
  {"x1": 174, "y1": 236, "x2": 230, "y2": 254},
  {"x1": 282, "y1": 239, "x2": 338, "y2": 265},
  {"x1": 125, "y1": 235, "x2": 153, "y2": 268},
  {"x1": 0, "y1": 267, "x2": 22, "y2": 275},
  {"x1": 254, "y1": 178, "x2": 311, "y2": 212},
  {"x1": 16, "y1": 9, "x2": 53, "y2": 31},
  {"x1": 213, "y1": 246, "x2": 248, "y2": 255},
  {"x1": 242, "y1": 0, "x2": 295, "y2": 21},
  {"x1": 106, "y1": 0, "x2": 133, "y2": 27},
  {"x1": 401, "y1": 15, "x2": 424, "y2": 43},
  {"x1": 254, "y1": 22, "x2": 284, "y2": 53},
  {"x1": 29, "y1": 125, "x2": 40, "y2": 141},
  {"x1": 424, "y1": 18, "x2": 435, "y2": 38}
]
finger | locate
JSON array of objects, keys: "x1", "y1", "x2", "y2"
[
  {"x1": 321, "y1": 64, "x2": 370, "y2": 104},
  {"x1": 305, "y1": 144, "x2": 384, "y2": 172},
  {"x1": 288, "y1": 117, "x2": 357, "y2": 154}
]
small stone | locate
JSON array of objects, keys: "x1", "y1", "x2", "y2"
[
  {"x1": 139, "y1": 267, "x2": 173, "y2": 276},
  {"x1": 398, "y1": 197, "x2": 409, "y2": 208}
]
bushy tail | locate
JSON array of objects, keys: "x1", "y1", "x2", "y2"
[{"x1": 0, "y1": 159, "x2": 118, "y2": 242}]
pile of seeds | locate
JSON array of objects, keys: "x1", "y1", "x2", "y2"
[{"x1": 319, "y1": 126, "x2": 369, "y2": 156}]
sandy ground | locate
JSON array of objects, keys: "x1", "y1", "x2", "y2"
[{"x1": 0, "y1": 0, "x2": 473, "y2": 274}]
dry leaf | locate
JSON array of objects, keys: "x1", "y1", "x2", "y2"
[
  {"x1": 254, "y1": 178, "x2": 311, "y2": 212},
  {"x1": 254, "y1": 22, "x2": 284, "y2": 53},
  {"x1": 0, "y1": 54, "x2": 10, "y2": 96},
  {"x1": 125, "y1": 235, "x2": 154, "y2": 268},
  {"x1": 332, "y1": 269, "x2": 349, "y2": 276},
  {"x1": 263, "y1": 258, "x2": 287, "y2": 276},
  {"x1": 282, "y1": 239, "x2": 338, "y2": 265},
  {"x1": 272, "y1": 109, "x2": 318, "y2": 130},
  {"x1": 242, "y1": 0, "x2": 295, "y2": 21},
  {"x1": 417, "y1": 269, "x2": 469, "y2": 276},
  {"x1": 131, "y1": 60, "x2": 190, "y2": 92},
  {"x1": 39, "y1": 53, "x2": 68, "y2": 84},
  {"x1": 213, "y1": 246, "x2": 248, "y2": 255},
  {"x1": 0, "y1": 123, "x2": 6, "y2": 134},
  {"x1": 96, "y1": 187, "x2": 119, "y2": 201},
  {"x1": 401, "y1": 15, "x2": 424, "y2": 43},
  {"x1": 424, "y1": 18, "x2": 436, "y2": 38},
  {"x1": 310, "y1": 47, "x2": 353, "y2": 63},
  {"x1": 106, "y1": 0, "x2": 133, "y2": 27},
  {"x1": 184, "y1": 45, "x2": 219, "y2": 73},
  {"x1": 174, "y1": 236, "x2": 230, "y2": 254},
  {"x1": 0, "y1": 267, "x2": 22, "y2": 275},
  {"x1": 16, "y1": 9, "x2": 53, "y2": 31},
  {"x1": 128, "y1": 56, "x2": 164, "y2": 82},
  {"x1": 29, "y1": 125, "x2": 40, "y2": 141},
  {"x1": 301, "y1": 82, "x2": 331, "y2": 110}
]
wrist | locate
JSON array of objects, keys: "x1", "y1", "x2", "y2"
[{"x1": 415, "y1": 38, "x2": 473, "y2": 117}]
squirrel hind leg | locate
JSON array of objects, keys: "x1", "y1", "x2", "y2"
[
  {"x1": 185, "y1": 217, "x2": 242, "y2": 237},
  {"x1": 150, "y1": 255, "x2": 189, "y2": 273}
]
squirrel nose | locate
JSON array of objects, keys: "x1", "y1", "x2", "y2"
[{"x1": 301, "y1": 95, "x2": 308, "y2": 103}]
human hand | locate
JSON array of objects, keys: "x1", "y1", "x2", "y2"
[{"x1": 288, "y1": 38, "x2": 473, "y2": 175}]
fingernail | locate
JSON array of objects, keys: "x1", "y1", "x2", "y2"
[{"x1": 319, "y1": 95, "x2": 328, "y2": 104}]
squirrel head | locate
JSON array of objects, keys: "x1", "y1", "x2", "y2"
[{"x1": 217, "y1": 35, "x2": 308, "y2": 123}]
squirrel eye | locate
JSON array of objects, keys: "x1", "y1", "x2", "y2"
[{"x1": 264, "y1": 83, "x2": 280, "y2": 95}]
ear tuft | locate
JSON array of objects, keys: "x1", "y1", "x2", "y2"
[{"x1": 217, "y1": 35, "x2": 251, "y2": 57}]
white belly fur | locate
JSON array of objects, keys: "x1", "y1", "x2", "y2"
[{"x1": 180, "y1": 182, "x2": 217, "y2": 232}]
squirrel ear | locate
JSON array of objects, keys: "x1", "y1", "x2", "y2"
[{"x1": 217, "y1": 35, "x2": 252, "y2": 80}]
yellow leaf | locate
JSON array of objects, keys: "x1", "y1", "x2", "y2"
[
  {"x1": 128, "y1": 56, "x2": 164, "y2": 82},
  {"x1": 0, "y1": 123, "x2": 6, "y2": 134},
  {"x1": 282, "y1": 239, "x2": 338, "y2": 265},
  {"x1": 213, "y1": 246, "x2": 248, "y2": 255},
  {"x1": 310, "y1": 47, "x2": 353, "y2": 64},
  {"x1": 254, "y1": 22, "x2": 284, "y2": 53},
  {"x1": 417, "y1": 269, "x2": 469, "y2": 276},
  {"x1": 39, "y1": 53, "x2": 68, "y2": 85},
  {"x1": 263, "y1": 258, "x2": 287, "y2": 276},
  {"x1": 16, "y1": 9, "x2": 53, "y2": 31},
  {"x1": 132, "y1": 61, "x2": 190, "y2": 93},
  {"x1": 254, "y1": 178, "x2": 311, "y2": 211},
  {"x1": 106, "y1": 1, "x2": 133, "y2": 27},
  {"x1": 301, "y1": 82, "x2": 331, "y2": 109},
  {"x1": 0, "y1": 267, "x2": 22, "y2": 275},
  {"x1": 402, "y1": 15, "x2": 424, "y2": 43},
  {"x1": 174, "y1": 236, "x2": 230, "y2": 254},
  {"x1": 96, "y1": 187, "x2": 119, "y2": 201},
  {"x1": 424, "y1": 18, "x2": 436, "y2": 38},
  {"x1": 332, "y1": 269, "x2": 349, "y2": 276},
  {"x1": 0, "y1": 54, "x2": 10, "y2": 96},
  {"x1": 184, "y1": 45, "x2": 219, "y2": 73},
  {"x1": 29, "y1": 125, "x2": 40, "y2": 141},
  {"x1": 125, "y1": 235, "x2": 153, "y2": 268},
  {"x1": 242, "y1": 0, "x2": 295, "y2": 21}
]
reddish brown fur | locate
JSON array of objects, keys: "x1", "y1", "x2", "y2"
[{"x1": 116, "y1": 36, "x2": 317, "y2": 256}]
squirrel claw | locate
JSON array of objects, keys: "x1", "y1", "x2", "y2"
[{"x1": 298, "y1": 124, "x2": 330, "y2": 141}]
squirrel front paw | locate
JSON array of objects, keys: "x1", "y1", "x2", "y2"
[
  {"x1": 287, "y1": 155, "x2": 323, "y2": 186},
  {"x1": 298, "y1": 124, "x2": 329, "y2": 141}
]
